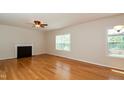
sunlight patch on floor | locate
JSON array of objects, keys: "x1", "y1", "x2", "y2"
[{"x1": 111, "y1": 69, "x2": 124, "y2": 74}]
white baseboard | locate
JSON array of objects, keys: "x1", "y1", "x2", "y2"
[
  {"x1": 46, "y1": 53, "x2": 124, "y2": 70},
  {"x1": 0, "y1": 52, "x2": 45, "y2": 61},
  {"x1": 0, "y1": 56, "x2": 15, "y2": 60}
]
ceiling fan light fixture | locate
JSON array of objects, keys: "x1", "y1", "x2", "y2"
[{"x1": 35, "y1": 24, "x2": 40, "y2": 28}]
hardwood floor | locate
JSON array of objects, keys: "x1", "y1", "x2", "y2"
[{"x1": 0, "y1": 54, "x2": 124, "y2": 80}]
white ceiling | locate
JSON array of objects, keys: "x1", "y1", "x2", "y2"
[{"x1": 0, "y1": 13, "x2": 119, "y2": 31}]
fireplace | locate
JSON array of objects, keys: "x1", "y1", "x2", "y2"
[{"x1": 17, "y1": 46, "x2": 32, "y2": 59}]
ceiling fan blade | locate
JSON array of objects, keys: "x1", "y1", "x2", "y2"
[
  {"x1": 42, "y1": 24, "x2": 48, "y2": 26},
  {"x1": 40, "y1": 24, "x2": 45, "y2": 28}
]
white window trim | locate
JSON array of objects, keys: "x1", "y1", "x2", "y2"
[
  {"x1": 55, "y1": 34, "x2": 71, "y2": 52},
  {"x1": 106, "y1": 28, "x2": 124, "y2": 59}
]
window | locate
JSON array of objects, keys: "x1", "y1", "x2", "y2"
[
  {"x1": 56, "y1": 34, "x2": 70, "y2": 51},
  {"x1": 107, "y1": 25, "x2": 124, "y2": 58}
]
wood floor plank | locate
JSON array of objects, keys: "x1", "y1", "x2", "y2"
[{"x1": 0, "y1": 54, "x2": 124, "y2": 80}]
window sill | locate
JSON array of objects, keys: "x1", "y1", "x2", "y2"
[
  {"x1": 108, "y1": 54, "x2": 124, "y2": 59},
  {"x1": 56, "y1": 49, "x2": 70, "y2": 52}
]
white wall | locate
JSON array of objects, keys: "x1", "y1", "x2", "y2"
[
  {"x1": 1, "y1": 14, "x2": 124, "y2": 70},
  {"x1": 45, "y1": 14, "x2": 124, "y2": 70},
  {"x1": 0, "y1": 25, "x2": 45, "y2": 60}
]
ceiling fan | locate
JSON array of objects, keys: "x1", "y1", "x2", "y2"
[{"x1": 33, "y1": 20, "x2": 48, "y2": 28}]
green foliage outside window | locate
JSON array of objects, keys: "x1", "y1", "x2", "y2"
[{"x1": 108, "y1": 35, "x2": 124, "y2": 50}]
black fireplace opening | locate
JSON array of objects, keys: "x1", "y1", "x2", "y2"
[{"x1": 17, "y1": 46, "x2": 32, "y2": 59}]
